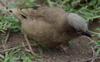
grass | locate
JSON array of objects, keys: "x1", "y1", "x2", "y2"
[
  {"x1": 1, "y1": 46, "x2": 42, "y2": 62},
  {"x1": 0, "y1": 0, "x2": 100, "y2": 32},
  {"x1": 0, "y1": 0, "x2": 100, "y2": 62},
  {"x1": 0, "y1": 9, "x2": 21, "y2": 33}
]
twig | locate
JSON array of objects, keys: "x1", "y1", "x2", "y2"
[
  {"x1": 21, "y1": 40, "x2": 32, "y2": 52},
  {"x1": 91, "y1": 47, "x2": 96, "y2": 62},
  {"x1": 23, "y1": 33, "x2": 35, "y2": 55},
  {"x1": 82, "y1": 37, "x2": 100, "y2": 62},
  {"x1": 89, "y1": 31, "x2": 100, "y2": 35},
  {"x1": 83, "y1": 46, "x2": 100, "y2": 62},
  {"x1": 90, "y1": 46, "x2": 100, "y2": 62},
  {"x1": 61, "y1": 0, "x2": 69, "y2": 7},
  {"x1": 4, "y1": 30, "x2": 10, "y2": 44},
  {"x1": 0, "y1": 43, "x2": 37, "y2": 53},
  {"x1": 2, "y1": 30, "x2": 10, "y2": 52},
  {"x1": 47, "y1": 0, "x2": 53, "y2": 7}
]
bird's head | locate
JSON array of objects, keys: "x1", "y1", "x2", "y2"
[{"x1": 66, "y1": 13, "x2": 92, "y2": 38}]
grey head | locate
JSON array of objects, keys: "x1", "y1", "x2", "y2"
[{"x1": 66, "y1": 13, "x2": 91, "y2": 37}]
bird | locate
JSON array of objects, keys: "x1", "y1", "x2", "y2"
[{"x1": 8, "y1": 6, "x2": 91, "y2": 48}]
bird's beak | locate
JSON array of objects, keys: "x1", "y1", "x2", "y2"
[{"x1": 81, "y1": 31, "x2": 92, "y2": 37}]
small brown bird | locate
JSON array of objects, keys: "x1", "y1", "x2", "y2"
[{"x1": 9, "y1": 7, "x2": 91, "y2": 48}]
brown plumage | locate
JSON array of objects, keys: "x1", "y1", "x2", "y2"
[{"x1": 9, "y1": 7, "x2": 91, "y2": 48}]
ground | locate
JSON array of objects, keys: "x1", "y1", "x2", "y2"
[
  {"x1": 0, "y1": 1, "x2": 100, "y2": 61},
  {"x1": 0, "y1": 33, "x2": 93, "y2": 62},
  {"x1": 0, "y1": 21, "x2": 99, "y2": 62}
]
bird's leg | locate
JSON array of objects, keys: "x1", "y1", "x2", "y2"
[{"x1": 23, "y1": 33, "x2": 35, "y2": 55}]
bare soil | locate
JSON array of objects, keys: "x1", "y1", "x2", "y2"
[{"x1": 0, "y1": 33, "x2": 97, "y2": 62}]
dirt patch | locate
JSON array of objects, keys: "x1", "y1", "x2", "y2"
[
  {"x1": 0, "y1": 33, "x2": 96, "y2": 62},
  {"x1": 42, "y1": 36, "x2": 93, "y2": 62}
]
